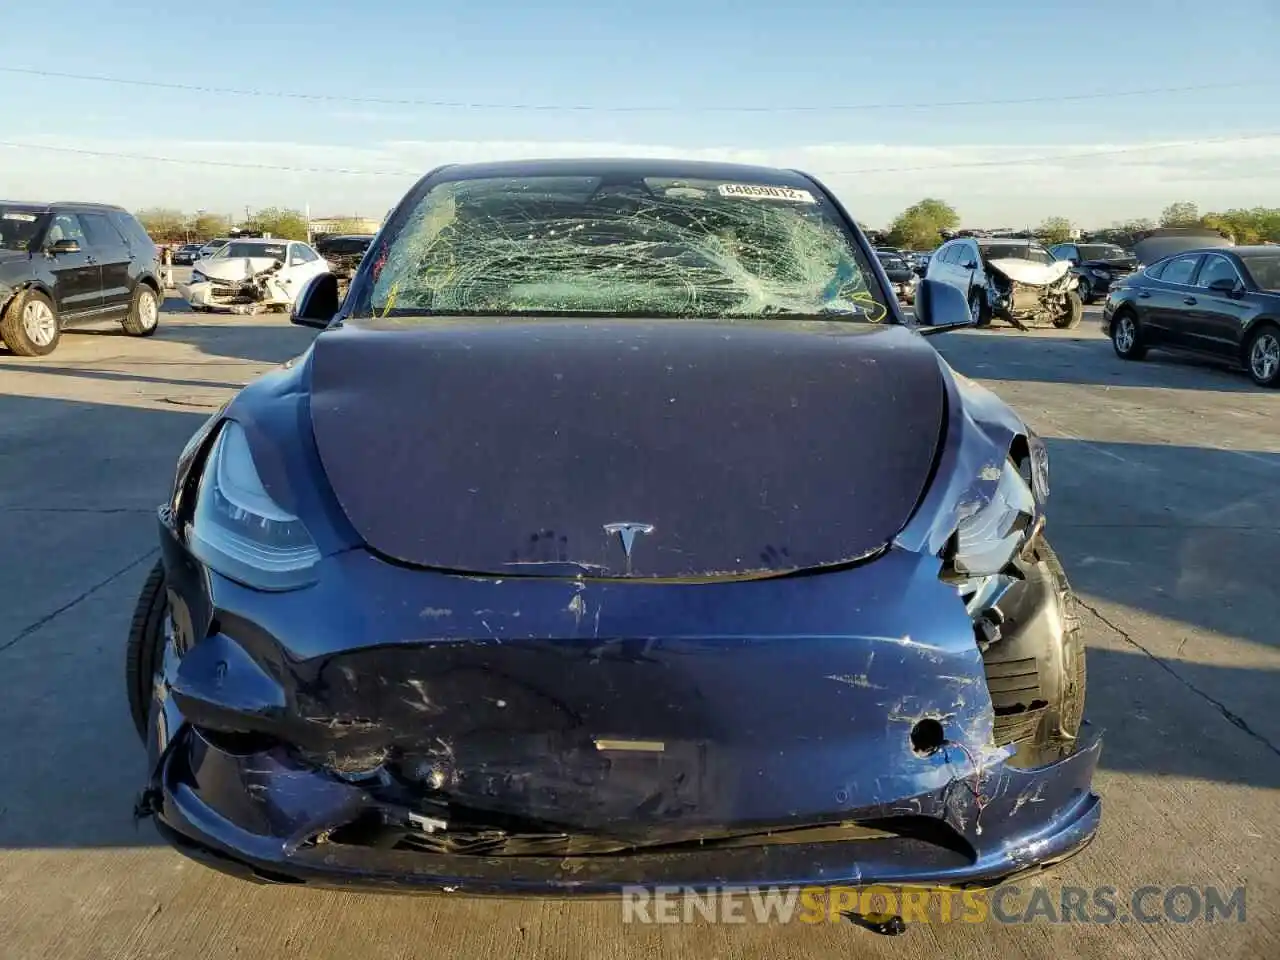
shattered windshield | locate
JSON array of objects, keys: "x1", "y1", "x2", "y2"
[
  {"x1": 1078, "y1": 244, "x2": 1129, "y2": 261},
  {"x1": 980, "y1": 243, "x2": 1055, "y2": 266},
  {"x1": 356, "y1": 174, "x2": 889, "y2": 321},
  {"x1": 1241, "y1": 253, "x2": 1280, "y2": 292},
  {"x1": 0, "y1": 206, "x2": 48, "y2": 252}
]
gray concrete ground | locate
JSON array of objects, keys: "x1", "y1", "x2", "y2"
[{"x1": 0, "y1": 296, "x2": 1277, "y2": 960}]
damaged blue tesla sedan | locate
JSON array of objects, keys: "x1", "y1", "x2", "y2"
[{"x1": 127, "y1": 158, "x2": 1101, "y2": 895}]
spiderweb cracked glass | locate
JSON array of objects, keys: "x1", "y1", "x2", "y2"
[{"x1": 370, "y1": 179, "x2": 888, "y2": 322}]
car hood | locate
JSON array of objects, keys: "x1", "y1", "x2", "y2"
[
  {"x1": 195, "y1": 257, "x2": 282, "y2": 280},
  {"x1": 1132, "y1": 234, "x2": 1233, "y2": 265},
  {"x1": 986, "y1": 258, "x2": 1072, "y2": 286},
  {"x1": 306, "y1": 318, "x2": 947, "y2": 579},
  {"x1": 1079, "y1": 257, "x2": 1137, "y2": 271}
]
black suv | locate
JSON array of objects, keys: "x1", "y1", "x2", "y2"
[{"x1": 0, "y1": 201, "x2": 164, "y2": 356}]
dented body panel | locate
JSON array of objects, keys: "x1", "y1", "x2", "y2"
[{"x1": 149, "y1": 513, "x2": 1100, "y2": 892}]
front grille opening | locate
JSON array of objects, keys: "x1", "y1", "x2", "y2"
[{"x1": 311, "y1": 811, "x2": 975, "y2": 862}]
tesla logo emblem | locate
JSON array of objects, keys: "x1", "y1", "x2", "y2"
[{"x1": 603, "y1": 522, "x2": 654, "y2": 560}]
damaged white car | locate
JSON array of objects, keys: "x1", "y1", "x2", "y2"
[
  {"x1": 182, "y1": 239, "x2": 330, "y2": 314},
  {"x1": 926, "y1": 237, "x2": 1082, "y2": 330}
]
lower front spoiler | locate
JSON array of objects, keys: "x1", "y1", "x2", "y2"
[{"x1": 146, "y1": 725, "x2": 1103, "y2": 896}]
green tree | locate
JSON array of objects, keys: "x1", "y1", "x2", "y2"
[
  {"x1": 885, "y1": 198, "x2": 960, "y2": 250},
  {"x1": 1200, "y1": 207, "x2": 1280, "y2": 244},
  {"x1": 191, "y1": 212, "x2": 231, "y2": 241},
  {"x1": 135, "y1": 207, "x2": 187, "y2": 242},
  {"x1": 1037, "y1": 216, "x2": 1074, "y2": 244},
  {"x1": 1160, "y1": 201, "x2": 1200, "y2": 227},
  {"x1": 242, "y1": 207, "x2": 310, "y2": 241}
]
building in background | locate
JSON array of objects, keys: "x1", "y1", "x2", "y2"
[{"x1": 309, "y1": 215, "x2": 382, "y2": 240}]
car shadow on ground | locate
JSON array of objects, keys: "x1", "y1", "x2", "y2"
[
  {"x1": 53, "y1": 310, "x2": 317, "y2": 367},
  {"x1": 1035, "y1": 435, "x2": 1279, "y2": 654},
  {"x1": 939, "y1": 328, "x2": 1267, "y2": 392}
]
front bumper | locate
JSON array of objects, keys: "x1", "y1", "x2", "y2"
[
  {"x1": 151, "y1": 723, "x2": 1100, "y2": 894},
  {"x1": 143, "y1": 519, "x2": 1103, "y2": 894}
]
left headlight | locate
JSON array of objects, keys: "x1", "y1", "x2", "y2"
[
  {"x1": 191, "y1": 270, "x2": 208, "y2": 284},
  {"x1": 948, "y1": 457, "x2": 1037, "y2": 577},
  {"x1": 188, "y1": 420, "x2": 321, "y2": 591}
]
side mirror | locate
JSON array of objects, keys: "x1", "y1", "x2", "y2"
[
  {"x1": 48, "y1": 238, "x2": 80, "y2": 255},
  {"x1": 1207, "y1": 276, "x2": 1239, "y2": 295},
  {"x1": 913, "y1": 278, "x2": 975, "y2": 336},
  {"x1": 960, "y1": 259, "x2": 978, "y2": 270},
  {"x1": 290, "y1": 272, "x2": 340, "y2": 329}
]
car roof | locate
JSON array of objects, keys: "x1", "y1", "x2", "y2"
[
  {"x1": 0, "y1": 200, "x2": 128, "y2": 213},
  {"x1": 1148, "y1": 246, "x2": 1240, "y2": 260},
  {"x1": 1226, "y1": 245, "x2": 1280, "y2": 256},
  {"x1": 427, "y1": 156, "x2": 818, "y2": 188}
]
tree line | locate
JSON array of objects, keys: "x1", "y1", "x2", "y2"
[
  {"x1": 135, "y1": 207, "x2": 369, "y2": 243},
  {"x1": 878, "y1": 199, "x2": 1280, "y2": 250}
]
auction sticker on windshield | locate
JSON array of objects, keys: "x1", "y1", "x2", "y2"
[
  {"x1": 717, "y1": 184, "x2": 816, "y2": 203},
  {"x1": 2, "y1": 213, "x2": 38, "y2": 221}
]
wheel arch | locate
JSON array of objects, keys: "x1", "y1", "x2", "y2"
[
  {"x1": 1107, "y1": 299, "x2": 1139, "y2": 334},
  {"x1": 1239, "y1": 315, "x2": 1280, "y2": 363},
  {"x1": 5, "y1": 279, "x2": 56, "y2": 307}
]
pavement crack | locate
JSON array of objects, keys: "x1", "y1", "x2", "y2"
[
  {"x1": 0, "y1": 548, "x2": 158, "y2": 655},
  {"x1": 1078, "y1": 598, "x2": 1280, "y2": 759}
]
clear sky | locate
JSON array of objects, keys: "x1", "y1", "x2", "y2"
[{"x1": 2, "y1": 0, "x2": 1277, "y2": 227}]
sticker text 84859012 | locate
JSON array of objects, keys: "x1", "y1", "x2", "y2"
[{"x1": 717, "y1": 184, "x2": 816, "y2": 204}]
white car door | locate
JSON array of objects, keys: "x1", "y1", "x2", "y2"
[{"x1": 282, "y1": 243, "x2": 328, "y2": 295}]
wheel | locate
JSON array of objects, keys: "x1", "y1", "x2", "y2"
[
  {"x1": 1244, "y1": 322, "x2": 1280, "y2": 388},
  {"x1": 1110, "y1": 308, "x2": 1147, "y2": 360},
  {"x1": 1032, "y1": 538, "x2": 1086, "y2": 744},
  {"x1": 1076, "y1": 276, "x2": 1093, "y2": 304},
  {"x1": 0, "y1": 288, "x2": 61, "y2": 356},
  {"x1": 122, "y1": 283, "x2": 160, "y2": 336},
  {"x1": 125, "y1": 561, "x2": 168, "y2": 741},
  {"x1": 968, "y1": 288, "x2": 992, "y2": 328},
  {"x1": 981, "y1": 537, "x2": 1086, "y2": 751},
  {"x1": 1053, "y1": 290, "x2": 1083, "y2": 329}
]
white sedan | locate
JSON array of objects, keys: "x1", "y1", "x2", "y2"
[{"x1": 181, "y1": 239, "x2": 331, "y2": 313}]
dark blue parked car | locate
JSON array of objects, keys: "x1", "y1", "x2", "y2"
[{"x1": 127, "y1": 158, "x2": 1100, "y2": 902}]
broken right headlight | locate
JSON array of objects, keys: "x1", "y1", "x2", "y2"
[{"x1": 947, "y1": 458, "x2": 1036, "y2": 578}]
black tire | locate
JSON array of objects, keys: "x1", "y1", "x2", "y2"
[
  {"x1": 0, "y1": 288, "x2": 61, "y2": 357},
  {"x1": 1034, "y1": 539, "x2": 1086, "y2": 744},
  {"x1": 1110, "y1": 307, "x2": 1147, "y2": 360},
  {"x1": 121, "y1": 282, "x2": 160, "y2": 336},
  {"x1": 1076, "y1": 277, "x2": 1094, "y2": 305},
  {"x1": 1053, "y1": 290, "x2": 1083, "y2": 329},
  {"x1": 968, "y1": 288, "x2": 992, "y2": 328},
  {"x1": 1243, "y1": 322, "x2": 1280, "y2": 388},
  {"x1": 981, "y1": 537, "x2": 1087, "y2": 751},
  {"x1": 126, "y1": 560, "x2": 168, "y2": 741}
]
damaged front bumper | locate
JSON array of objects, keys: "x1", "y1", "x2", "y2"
[
  {"x1": 181, "y1": 277, "x2": 294, "y2": 314},
  {"x1": 141, "y1": 517, "x2": 1102, "y2": 895},
  {"x1": 988, "y1": 275, "x2": 1079, "y2": 328}
]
